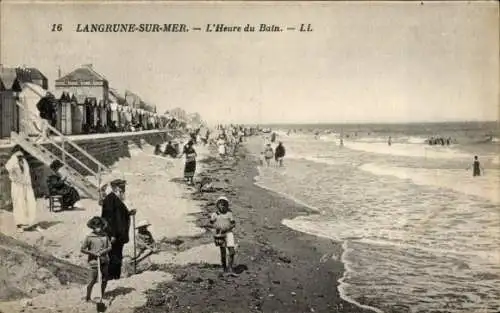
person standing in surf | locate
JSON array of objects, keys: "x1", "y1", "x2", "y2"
[
  {"x1": 467, "y1": 156, "x2": 485, "y2": 177},
  {"x1": 263, "y1": 143, "x2": 274, "y2": 167},
  {"x1": 274, "y1": 142, "x2": 286, "y2": 167}
]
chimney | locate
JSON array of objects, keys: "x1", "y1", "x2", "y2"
[{"x1": 58, "y1": 66, "x2": 61, "y2": 78}]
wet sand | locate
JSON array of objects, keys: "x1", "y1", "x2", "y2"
[{"x1": 135, "y1": 138, "x2": 372, "y2": 313}]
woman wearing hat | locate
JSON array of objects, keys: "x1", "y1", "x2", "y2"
[
  {"x1": 210, "y1": 196, "x2": 237, "y2": 275},
  {"x1": 101, "y1": 179, "x2": 136, "y2": 280},
  {"x1": 181, "y1": 140, "x2": 197, "y2": 185},
  {"x1": 47, "y1": 160, "x2": 80, "y2": 210},
  {"x1": 4, "y1": 146, "x2": 38, "y2": 231}
]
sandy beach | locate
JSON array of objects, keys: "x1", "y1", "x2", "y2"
[
  {"x1": 0, "y1": 136, "x2": 371, "y2": 313},
  {"x1": 0, "y1": 138, "x2": 223, "y2": 313}
]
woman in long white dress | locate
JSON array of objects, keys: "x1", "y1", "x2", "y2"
[{"x1": 5, "y1": 147, "x2": 38, "y2": 231}]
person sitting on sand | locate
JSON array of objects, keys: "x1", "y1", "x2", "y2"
[
  {"x1": 163, "y1": 141, "x2": 178, "y2": 158},
  {"x1": 47, "y1": 160, "x2": 81, "y2": 210},
  {"x1": 81, "y1": 216, "x2": 112, "y2": 302},
  {"x1": 467, "y1": 156, "x2": 485, "y2": 177},
  {"x1": 210, "y1": 196, "x2": 237, "y2": 276},
  {"x1": 132, "y1": 220, "x2": 159, "y2": 263},
  {"x1": 274, "y1": 142, "x2": 286, "y2": 167},
  {"x1": 263, "y1": 144, "x2": 274, "y2": 167},
  {"x1": 154, "y1": 144, "x2": 162, "y2": 155}
]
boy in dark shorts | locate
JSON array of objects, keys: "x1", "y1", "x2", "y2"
[{"x1": 81, "y1": 216, "x2": 112, "y2": 302}]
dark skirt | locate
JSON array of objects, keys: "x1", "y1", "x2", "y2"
[
  {"x1": 184, "y1": 160, "x2": 196, "y2": 178},
  {"x1": 47, "y1": 175, "x2": 80, "y2": 208}
]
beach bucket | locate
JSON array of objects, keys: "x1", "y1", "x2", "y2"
[{"x1": 214, "y1": 233, "x2": 226, "y2": 247}]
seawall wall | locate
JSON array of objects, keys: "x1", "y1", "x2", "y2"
[{"x1": 0, "y1": 130, "x2": 183, "y2": 211}]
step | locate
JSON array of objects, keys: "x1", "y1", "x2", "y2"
[{"x1": 10, "y1": 132, "x2": 100, "y2": 200}]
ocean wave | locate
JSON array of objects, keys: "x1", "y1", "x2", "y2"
[
  {"x1": 345, "y1": 141, "x2": 472, "y2": 159},
  {"x1": 359, "y1": 163, "x2": 500, "y2": 203}
]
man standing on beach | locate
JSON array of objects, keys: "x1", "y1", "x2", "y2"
[{"x1": 101, "y1": 179, "x2": 136, "y2": 280}]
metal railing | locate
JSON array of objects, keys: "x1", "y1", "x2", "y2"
[{"x1": 14, "y1": 98, "x2": 109, "y2": 190}]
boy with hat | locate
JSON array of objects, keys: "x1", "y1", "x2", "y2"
[
  {"x1": 210, "y1": 196, "x2": 237, "y2": 275},
  {"x1": 133, "y1": 219, "x2": 158, "y2": 262},
  {"x1": 81, "y1": 216, "x2": 112, "y2": 302}
]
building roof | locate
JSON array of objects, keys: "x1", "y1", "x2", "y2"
[
  {"x1": 109, "y1": 88, "x2": 127, "y2": 105},
  {"x1": 56, "y1": 65, "x2": 107, "y2": 83},
  {"x1": 16, "y1": 68, "x2": 47, "y2": 81},
  {"x1": 0, "y1": 66, "x2": 47, "y2": 91}
]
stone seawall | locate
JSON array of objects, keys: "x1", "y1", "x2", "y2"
[{"x1": 0, "y1": 130, "x2": 183, "y2": 211}]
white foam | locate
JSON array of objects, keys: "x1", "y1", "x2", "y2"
[
  {"x1": 338, "y1": 241, "x2": 385, "y2": 313},
  {"x1": 345, "y1": 141, "x2": 472, "y2": 159},
  {"x1": 406, "y1": 136, "x2": 428, "y2": 144},
  {"x1": 359, "y1": 163, "x2": 500, "y2": 203}
]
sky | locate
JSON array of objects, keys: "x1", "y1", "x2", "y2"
[{"x1": 1, "y1": 1, "x2": 498, "y2": 125}]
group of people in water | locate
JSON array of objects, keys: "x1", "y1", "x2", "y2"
[{"x1": 426, "y1": 136, "x2": 455, "y2": 146}]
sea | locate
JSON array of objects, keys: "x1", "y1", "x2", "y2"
[{"x1": 250, "y1": 121, "x2": 500, "y2": 313}]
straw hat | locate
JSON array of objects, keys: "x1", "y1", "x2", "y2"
[
  {"x1": 135, "y1": 220, "x2": 151, "y2": 229},
  {"x1": 216, "y1": 196, "x2": 229, "y2": 207}
]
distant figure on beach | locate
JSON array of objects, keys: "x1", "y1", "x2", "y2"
[
  {"x1": 35, "y1": 92, "x2": 56, "y2": 143},
  {"x1": 163, "y1": 141, "x2": 178, "y2": 158},
  {"x1": 101, "y1": 179, "x2": 136, "y2": 280},
  {"x1": 81, "y1": 216, "x2": 111, "y2": 302},
  {"x1": 154, "y1": 144, "x2": 162, "y2": 155},
  {"x1": 5, "y1": 146, "x2": 39, "y2": 232},
  {"x1": 47, "y1": 160, "x2": 80, "y2": 210},
  {"x1": 275, "y1": 142, "x2": 286, "y2": 167},
  {"x1": 217, "y1": 136, "x2": 226, "y2": 158},
  {"x1": 339, "y1": 138, "x2": 344, "y2": 147},
  {"x1": 182, "y1": 140, "x2": 197, "y2": 185},
  {"x1": 210, "y1": 196, "x2": 237, "y2": 276},
  {"x1": 467, "y1": 156, "x2": 485, "y2": 177},
  {"x1": 388, "y1": 136, "x2": 392, "y2": 146},
  {"x1": 263, "y1": 144, "x2": 274, "y2": 167},
  {"x1": 270, "y1": 132, "x2": 277, "y2": 143}
]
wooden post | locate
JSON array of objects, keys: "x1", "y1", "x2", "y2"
[{"x1": 61, "y1": 137, "x2": 66, "y2": 164}]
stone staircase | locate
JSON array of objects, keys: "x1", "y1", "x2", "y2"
[{"x1": 10, "y1": 94, "x2": 109, "y2": 200}]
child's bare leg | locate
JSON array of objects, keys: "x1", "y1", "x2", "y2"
[
  {"x1": 228, "y1": 247, "x2": 236, "y2": 273},
  {"x1": 219, "y1": 247, "x2": 227, "y2": 272},
  {"x1": 86, "y1": 269, "x2": 97, "y2": 301},
  {"x1": 101, "y1": 264, "x2": 108, "y2": 298}
]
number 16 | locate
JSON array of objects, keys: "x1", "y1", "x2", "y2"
[{"x1": 51, "y1": 24, "x2": 62, "y2": 32}]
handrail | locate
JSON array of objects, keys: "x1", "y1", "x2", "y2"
[
  {"x1": 16, "y1": 84, "x2": 108, "y2": 171},
  {"x1": 15, "y1": 96, "x2": 109, "y2": 173},
  {"x1": 11, "y1": 131, "x2": 94, "y2": 191},
  {"x1": 17, "y1": 118, "x2": 98, "y2": 177}
]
